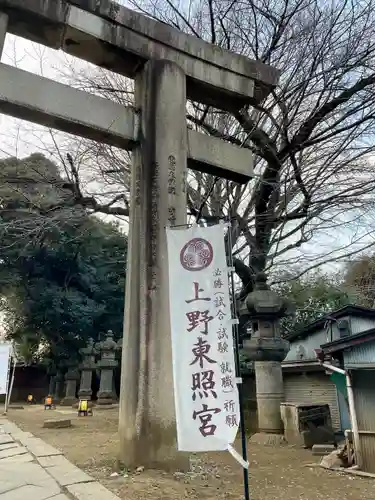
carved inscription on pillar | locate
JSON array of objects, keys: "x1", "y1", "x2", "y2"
[
  {"x1": 150, "y1": 161, "x2": 160, "y2": 290},
  {"x1": 150, "y1": 161, "x2": 160, "y2": 262},
  {"x1": 168, "y1": 155, "x2": 177, "y2": 226},
  {"x1": 150, "y1": 269, "x2": 158, "y2": 290},
  {"x1": 135, "y1": 165, "x2": 142, "y2": 206},
  {"x1": 182, "y1": 170, "x2": 187, "y2": 194},
  {"x1": 168, "y1": 155, "x2": 176, "y2": 195},
  {"x1": 168, "y1": 206, "x2": 176, "y2": 225}
]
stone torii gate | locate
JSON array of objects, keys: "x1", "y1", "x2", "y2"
[{"x1": 0, "y1": 0, "x2": 279, "y2": 469}]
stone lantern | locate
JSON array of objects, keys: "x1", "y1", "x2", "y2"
[
  {"x1": 96, "y1": 330, "x2": 119, "y2": 405},
  {"x1": 78, "y1": 338, "x2": 97, "y2": 402},
  {"x1": 60, "y1": 361, "x2": 80, "y2": 406},
  {"x1": 238, "y1": 272, "x2": 294, "y2": 437}
]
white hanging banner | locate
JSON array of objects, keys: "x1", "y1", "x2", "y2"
[
  {"x1": 0, "y1": 343, "x2": 11, "y2": 395},
  {"x1": 166, "y1": 224, "x2": 240, "y2": 452}
]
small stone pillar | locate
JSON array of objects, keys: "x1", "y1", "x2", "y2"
[
  {"x1": 78, "y1": 338, "x2": 96, "y2": 402},
  {"x1": 54, "y1": 371, "x2": 65, "y2": 402},
  {"x1": 48, "y1": 375, "x2": 56, "y2": 396},
  {"x1": 239, "y1": 273, "x2": 294, "y2": 440},
  {"x1": 111, "y1": 337, "x2": 123, "y2": 402},
  {"x1": 60, "y1": 365, "x2": 79, "y2": 406},
  {"x1": 96, "y1": 331, "x2": 118, "y2": 405},
  {"x1": 47, "y1": 364, "x2": 56, "y2": 396}
]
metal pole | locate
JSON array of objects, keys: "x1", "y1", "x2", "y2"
[{"x1": 226, "y1": 220, "x2": 250, "y2": 500}]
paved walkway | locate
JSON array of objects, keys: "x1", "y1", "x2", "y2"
[{"x1": 0, "y1": 418, "x2": 121, "y2": 500}]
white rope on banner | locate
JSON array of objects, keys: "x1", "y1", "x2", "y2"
[{"x1": 227, "y1": 444, "x2": 249, "y2": 469}]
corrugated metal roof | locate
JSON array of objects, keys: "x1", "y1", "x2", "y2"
[
  {"x1": 344, "y1": 342, "x2": 375, "y2": 366},
  {"x1": 285, "y1": 305, "x2": 375, "y2": 342},
  {"x1": 351, "y1": 317, "x2": 375, "y2": 335},
  {"x1": 321, "y1": 328, "x2": 375, "y2": 355}
]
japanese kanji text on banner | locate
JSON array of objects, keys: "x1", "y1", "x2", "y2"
[{"x1": 166, "y1": 224, "x2": 240, "y2": 452}]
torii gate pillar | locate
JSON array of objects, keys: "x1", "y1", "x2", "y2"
[{"x1": 119, "y1": 59, "x2": 188, "y2": 470}]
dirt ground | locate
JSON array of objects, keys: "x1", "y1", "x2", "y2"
[{"x1": 7, "y1": 405, "x2": 375, "y2": 500}]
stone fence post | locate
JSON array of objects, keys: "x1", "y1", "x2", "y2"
[
  {"x1": 47, "y1": 364, "x2": 56, "y2": 396},
  {"x1": 61, "y1": 365, "x2": 79, "y2": 406},
  {"x1": 53, "y1": 370, "x2": 65, "y2": 403}
]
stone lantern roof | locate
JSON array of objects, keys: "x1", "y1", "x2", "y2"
[
  {"x1": 96, "y1": 330, "x2": 118, "y2": 353},
  {"x1": 239, "y1": 272, "x2": 295, "y2": 321},
  {"x1": 239, "y1": 273, "x2": 294, "y2": 363}
]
